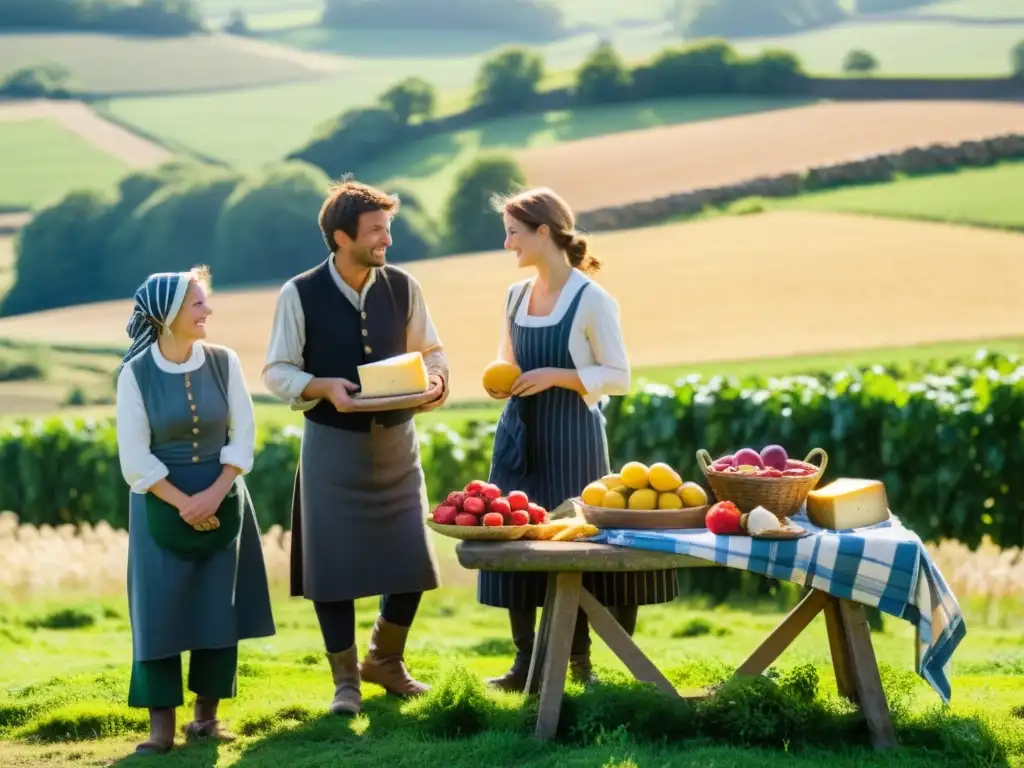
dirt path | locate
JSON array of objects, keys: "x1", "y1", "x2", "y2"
[{"x1": 0, "y1": 98, "x2": 175, "y2": 168}]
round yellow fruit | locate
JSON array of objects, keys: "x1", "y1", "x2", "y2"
[
  {"x1": 658, "y1": 492, "x2": 683, "y2": 509},
  {"x1": 627, "y1": 488, "x2": 658, "y2": 510},
  {"x1": 481, "y1": 360, "x2": 521, "y2": 395},
  {"x1": 602, "y1": 490, "x2": 627, "y2": 508},
  {"x1": 678, "y1": 481, "x2": 709, "y2": 508},
  {"x1": 649, "y1": 462, "x2": 682, "y2": 492},
  {"x1": 581, "y1": 481, "x2": 608, "y2": 506},
  {"x1": 601, "y1": 473, "x2": 622, "y2": 487},
  {"x1": 620, "y1": 461, "x2": 650, "y2": 489}
]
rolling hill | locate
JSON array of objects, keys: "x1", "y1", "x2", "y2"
[{"x1": 0, "y1": 211, "x2": 1021, "y2": 403}]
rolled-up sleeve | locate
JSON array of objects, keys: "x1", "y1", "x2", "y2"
[
  {"x1": 220, "y1": 348, "x2": 257, "y2": 474},
  {"x1": 575, "y1": 287, "x2": 630, "y2": 398},
  {"x1": 262, "y1": 281, "x2": 318, "y2": 411},
  {"x1": 115, "y1": 363, "x2": 170, "y2": 494}
]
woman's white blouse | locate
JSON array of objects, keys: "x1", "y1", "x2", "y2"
[
  {"x1": 497, "y1": 269, "x2": 631, "y2": 408},
  {"x1": 115, "y1": 343, "x2": 257, "y2": 494}
]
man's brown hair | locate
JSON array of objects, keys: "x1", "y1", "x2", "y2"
[{"x1": 318, "y1": 176, "x2": 398, "y2": 252}]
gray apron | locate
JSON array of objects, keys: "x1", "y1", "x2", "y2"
[{"x1": 126, "y1": 344, "x2": 276, "y2": 662}]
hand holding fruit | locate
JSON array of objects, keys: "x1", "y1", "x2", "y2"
[
  {"x1": 481, "y1": 360, "x2": 520, "y2": 400},
  {"x1": 509, "y1": 368, "x2": 563, "y2": 397}
]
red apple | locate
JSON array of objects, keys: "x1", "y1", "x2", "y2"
[
  {"x1": 705, "y1": 501, "x2": 743, "y2": 535},
  {"x1": 482, "y1": 512, "x2": 504, "y2": 527},
  {"x1": 455, "y1": 513, "x2": 478, "y2": 527}
]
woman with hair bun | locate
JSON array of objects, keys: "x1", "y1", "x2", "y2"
[{"x1": 479, "y1": 187, "x2": 679, "y2": 692}]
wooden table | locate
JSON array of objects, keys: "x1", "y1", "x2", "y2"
[{"x1": 456, "y1": 540, "x2": 898, "y2": 749}]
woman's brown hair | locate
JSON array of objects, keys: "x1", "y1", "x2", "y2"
[{"x1": 495, "y1": 187, "x2": 601, "y2": 273}]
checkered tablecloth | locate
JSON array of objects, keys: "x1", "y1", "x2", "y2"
[{"x1": 587, "y1": 508, "x2": 966, "y2": 703}]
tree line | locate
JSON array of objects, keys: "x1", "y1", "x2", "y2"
[{"x1": 0, "y1": 0, "x2": 203, "y2": 36}]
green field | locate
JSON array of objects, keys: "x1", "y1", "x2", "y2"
[
  {"x1": 0, "y1": 32, "x2": 324, "y2": 96},
  {"x1": 773, "y1": 160, "x2": 1024, "y2": 232},
  {"x1": 0, "y1": 581, "x2": 1021, "y2": 767},
  {"x1": 0, "y1": 119, "x2": 128, "y2": 211},
  {"x1": 729, "y1": 18, "x2": 1024, "y2": 76},
  {"x1": 364, "y1": 96, "x2": 813, "y2": 220},
  {"x1": 906, "y1": 0, "x2": 1023, "y2": 18}
]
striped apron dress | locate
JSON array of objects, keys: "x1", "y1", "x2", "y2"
[{"x1": 478, "y1": 280, "x2": 679, "y2": 610}]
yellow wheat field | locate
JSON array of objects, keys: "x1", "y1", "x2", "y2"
[
  {"x1": 1, "y1": 512, "x2": 1020, "y2": 617},
  {"x1": 517, "y1": 100, "x2": 1024, "y2": 210},
  {"x1": 0, "y1": 211, "x2": 1023, "y2": 402}
]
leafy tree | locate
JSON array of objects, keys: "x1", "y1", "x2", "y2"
[
  {"x1": 472, "y1": 47, "x2": 545, "y2": 115},
  {"x1": 574, "y1": 40, "x2": 632, "y2": 105},
  {"x1": 843, "y1": 49, "x2": 879, "y2": 75},
  {"x1": 1012, "y1": 40, "x2": 1024, "y2": 78},
  {"x1": 443, "y1": 154, "x2": 527, "y2": 255},
  {"x1": 379, "y1": 77, "x2": 437, "y2": 125}
]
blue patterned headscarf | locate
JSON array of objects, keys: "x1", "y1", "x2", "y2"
[{"x1": 118, "y1": 272, "x2": 191, "y2": 373}]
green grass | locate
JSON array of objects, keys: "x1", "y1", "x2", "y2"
[
  {"x1": 905, "y1": 0, "x2": 1024, "y2": 19},
  {"x1": 0, "y1": 119, "x2": 128, "y2": 212},
  {"x1": 754, "y1": 160, "x2": 1024, "y2": 232},
  {"x1": 0, "y1": 31, "x2": 323, "y2": 96},
  {"x1": 728, "y1": 18, "x2": 1024, "y2": 76},
  {"x1": 0, "y1": 586, "x2": 1020, "y2": 767},
  {"x1": 363, "y1": 96, "x2": 813, "y2": 220}
]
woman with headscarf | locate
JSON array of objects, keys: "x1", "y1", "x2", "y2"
[{"x1": 115, "y1": 266, "x2": 276, "y2": 755}]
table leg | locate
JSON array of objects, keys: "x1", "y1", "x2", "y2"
[
  {"x1": 577, "y1": 587, "x2": 679, "y2": 698},
  {"x1": 836, "y1": 600, "x2": 898, "y2": 750},
  {"x1": 824, "y1": 598, "x2": 857, "y2": 702},
  {"x1": 533, "y1": 572, "x2": 582, "y2": 741},
  {"x1": 525, "y1": 573, "x2": 558, "y2": 696},
  {"x1": 734, "y1": 589, "x2": 830, "y2": 677}
]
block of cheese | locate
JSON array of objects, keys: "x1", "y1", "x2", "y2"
[
  {"x1": 805, "y1": 478, "x2": 890, "y2": 530},
  {"x1": 357, "y1": 351, "x2": 429, "y2": 398}
]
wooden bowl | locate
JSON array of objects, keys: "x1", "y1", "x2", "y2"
[{"x1": 573, "y1": 499, "x2": 709, "y2": 530}]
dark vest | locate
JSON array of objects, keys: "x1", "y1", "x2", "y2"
[{"x1": 292, "y1": 260, "x2": 415, "y2": 432}]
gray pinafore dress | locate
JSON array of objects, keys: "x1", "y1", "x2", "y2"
[
  {"x1": 479, "y1": 278, "x2": 679, "y2": 610},
  {"x1": 126, "y1": 344, "x2": 276, "y2": 663}
]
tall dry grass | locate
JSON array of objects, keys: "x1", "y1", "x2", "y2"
[{"x1": 2, "y1": 511, "x2": 1021, "y2": 624}]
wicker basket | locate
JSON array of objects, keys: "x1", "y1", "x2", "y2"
[{"x1": 696, "y1": 447, "x2": 828, "y2": 518}]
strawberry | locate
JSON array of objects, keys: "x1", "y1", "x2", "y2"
[
  {"x1": 488, "y1": 497, "x2": 511, "y2": 517},
  {"x1": 510, "y1": 509, "x2": 529, "y2": 526},
  {"x1": 432, "y1": 505, "x2": 458, "y2": 525},
  {"x1": 463, "y1": 497, "x2": 486, "y2": 516},
  {"x1": 455, "y1": 512, "x2": 478, "y2": 527},
  {"x1": 507, "y1": 491, "x2": 529, "y2": 511},
  {"x1": 482, "y1": 512, "x2": 504, "y2": 527},
  {"x1": 481, "y1": 484, "x2": 502, "y2": 501},
  {"x1": 465, "y1": 480, "x2": 485, "y2": 494},
  {"x1": 446, "y1": 490, "x2": 467, "y2": 509},
  {"x1": 527, "y1": 503, "x2": 548, "y2": 525}
]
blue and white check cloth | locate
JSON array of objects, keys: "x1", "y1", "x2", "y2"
[{"x1": 588, "y1": 508, "x2": 967, "y2": 704}]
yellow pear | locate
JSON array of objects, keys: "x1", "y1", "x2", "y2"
[
  {"x1": 602, "y1": 490, "x2": 627, "y2": 509},
  {"x1": 481, "y1": 360, "x2": 521, "y2": 395},
  {"x1": 627, "y1": 488, "x2": 658, "y2": 510},
  {"x1": 679, "y1": 482, "x2": 709, "y2": 508},
  {"x1": 581, "y1": 482, "x2": 608, "y2": 506},
  {"x1": 620, "y1": 462, "x2": 650, "y2": 489},
  {"x1": 658, "y1": 492, "x2": 683, "y2": 510},
  {"x1": 649, "y1": 462, "x2": 682, "y2": 492}
]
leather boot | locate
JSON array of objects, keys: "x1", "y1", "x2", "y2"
[
  {"x1": 486, "y1": 608, "x2": 535, "y2": 693},
  {"x1": 136, "y1": 707, "x2": 175, "y2": 754},
  {"x1": 359, "y1": 617, "x2": 429, "y2": 698},
  {"x1": 182, "y1": 695, "x2": 237, "y2": 742},
  {"x1": 326, "y1": 645, "x2": 362, "y2": 715}
]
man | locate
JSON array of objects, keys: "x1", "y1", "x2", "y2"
[{"x1": 262, "y1": 179, "x2": 449, "y2": 717}]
